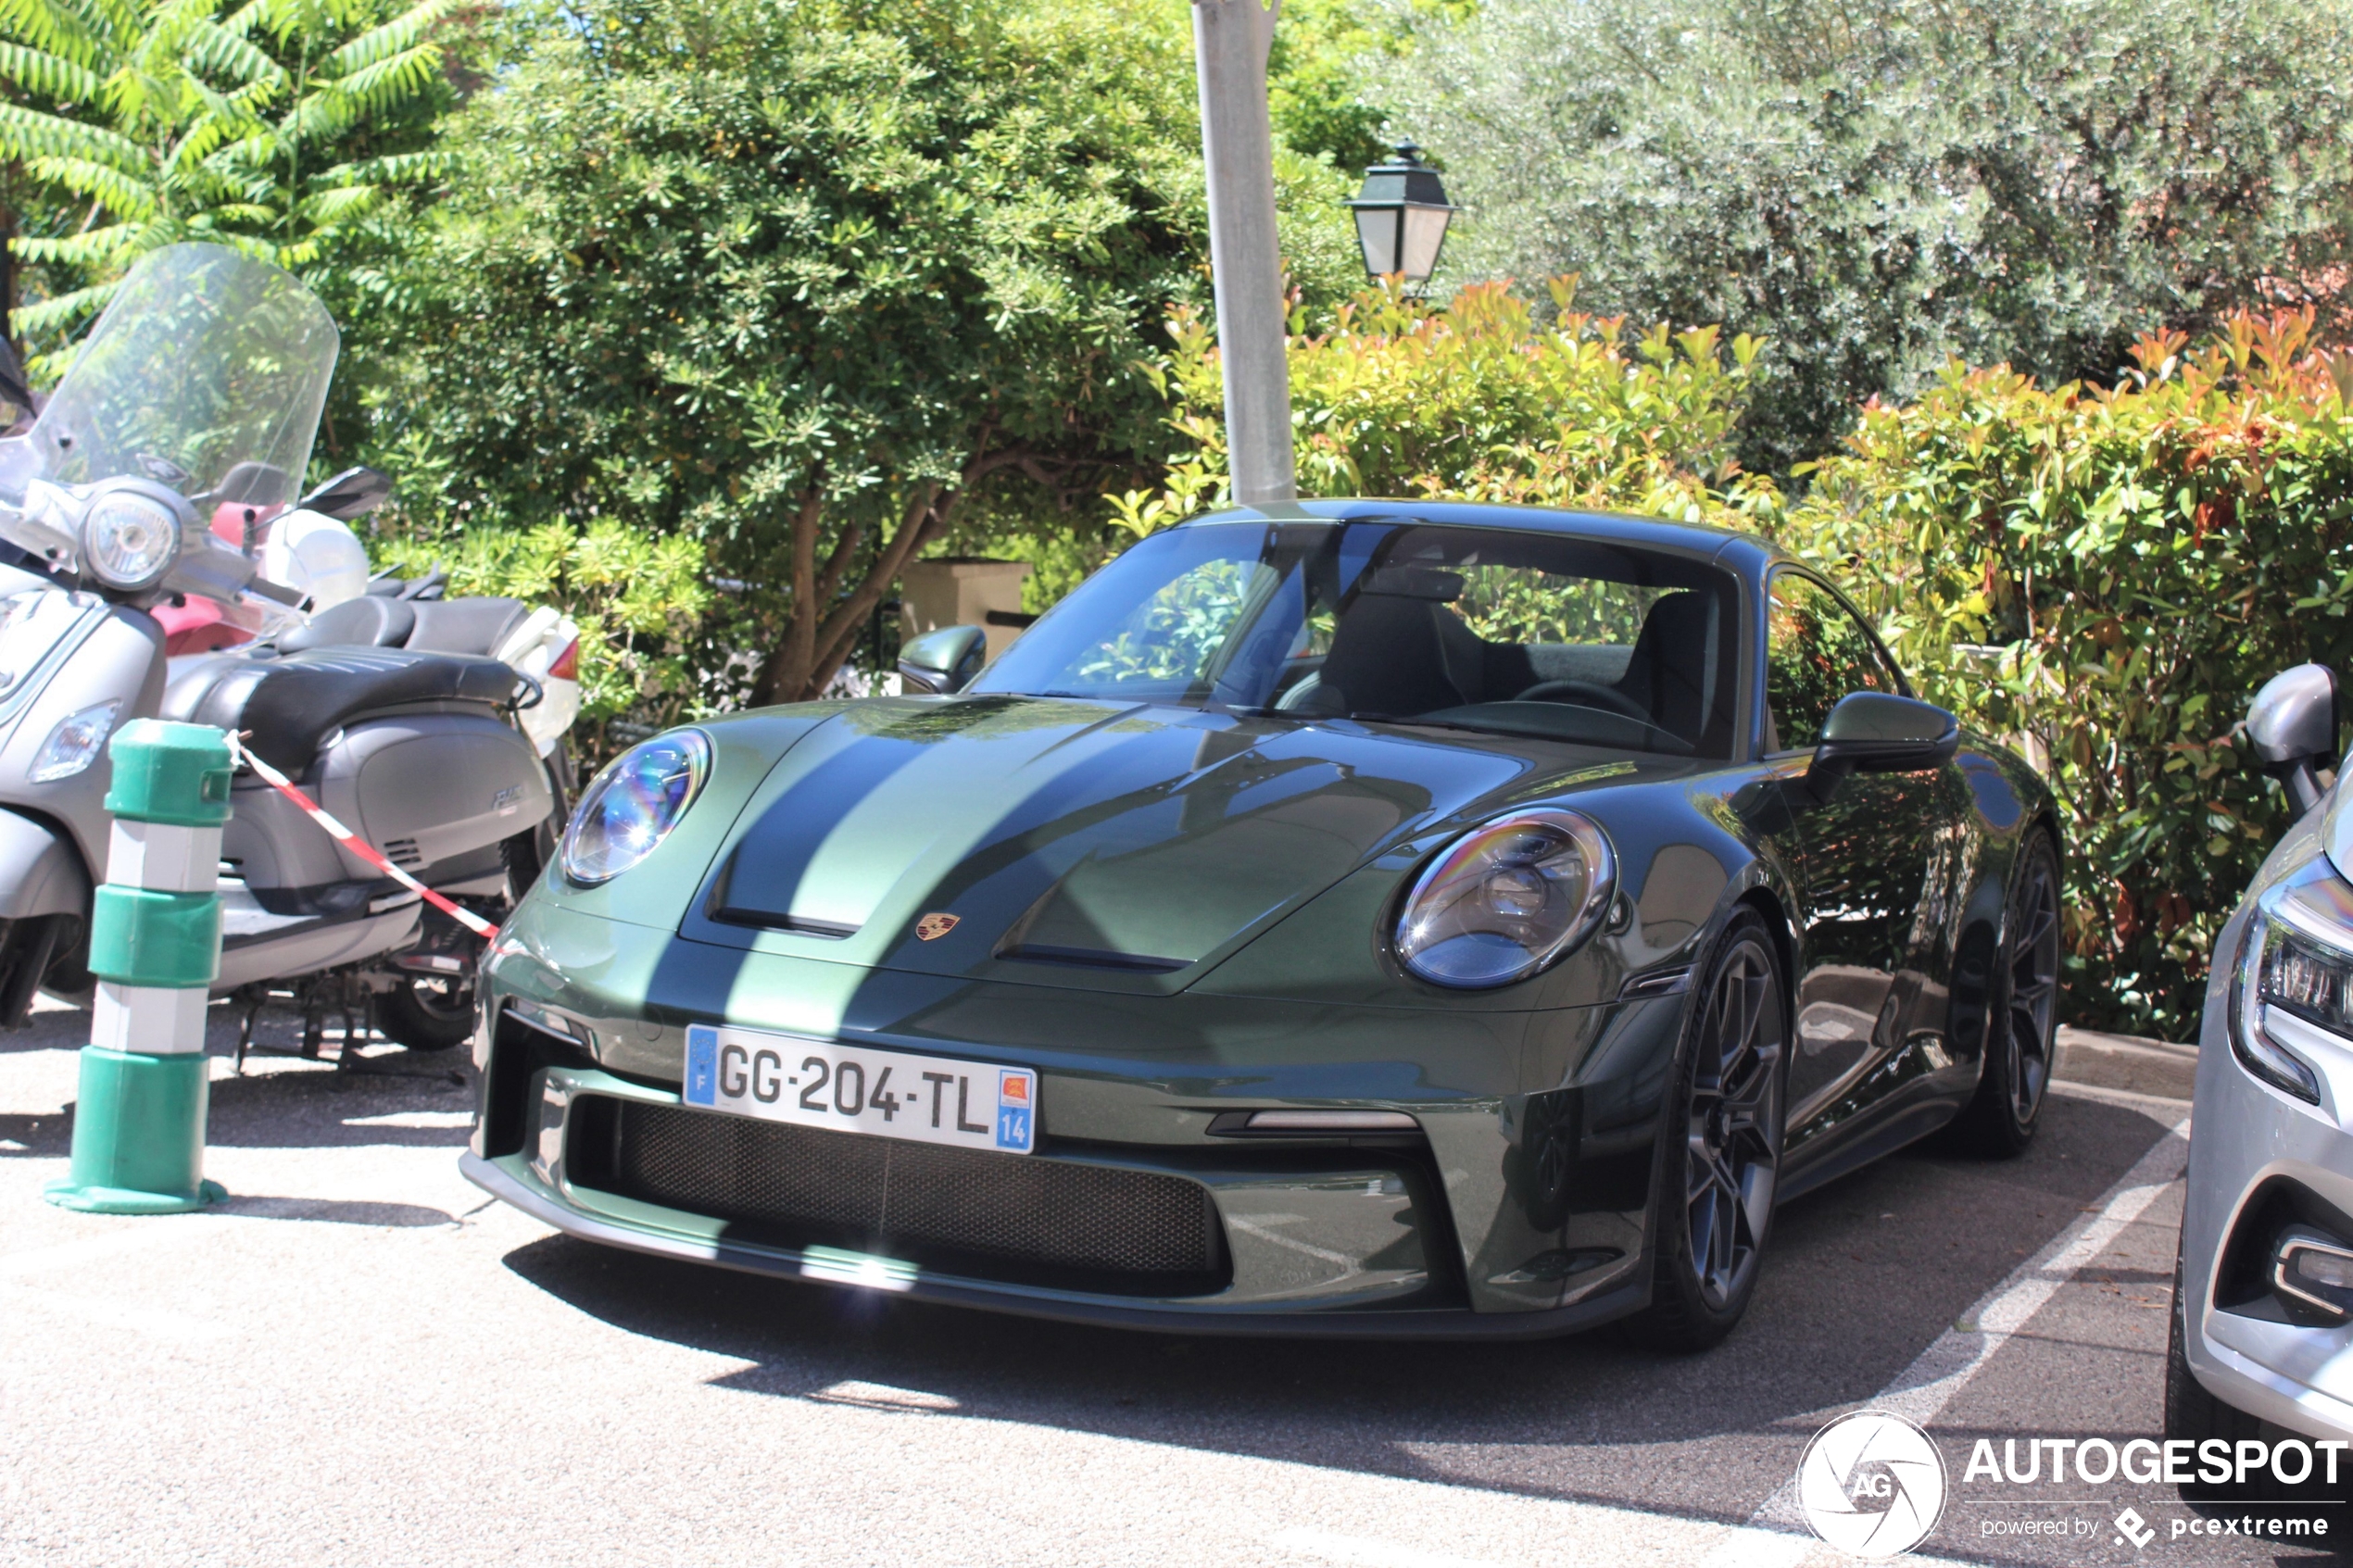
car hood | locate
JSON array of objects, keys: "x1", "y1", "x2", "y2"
[{"x1": 687, "y1": 695, "x2": 1557, "y2": 990}]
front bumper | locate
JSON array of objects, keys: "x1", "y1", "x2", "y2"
[
  {"x1": 459, "y1": 1142, "x2": 1646, "y2": 1339},
  {"x1": 2183, "y1": 906, "x2": 2353, "y2": 1436},
  {"x1": 469, "y1": 900, "x2": 1687, "y2": 1332}
]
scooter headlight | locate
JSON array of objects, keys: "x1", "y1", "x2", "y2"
[
  {"x1": 1395, "y1": 809, "x2": 1617, "y2": 987},
  {"x1": 560, "y1": 730, "x2": 711, "y2": 885},
  {"x1": 82, "y1": 486, "x2": 182, "y2": 590}
]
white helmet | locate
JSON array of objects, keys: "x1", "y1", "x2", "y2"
[{"x1": 261, "y1": 508, "x2": 372, "y2": 610}]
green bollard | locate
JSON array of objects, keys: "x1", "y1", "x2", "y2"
[{"x1": 44, "y1": 720, "x2": 233, "y2": 1214}]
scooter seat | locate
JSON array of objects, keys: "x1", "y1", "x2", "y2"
[
  {"x1": 161, "y1": 646, "x2": 522, "y2": 776},
  {"x1": 273, "y1": 593, "x2": 527, "y2": 656},
  {"x1": 404, "y1": 596, "x2": 527, "y2": 656},
  {"x1": 275, "y1": 594, "x2": 416, "y2": 650}
]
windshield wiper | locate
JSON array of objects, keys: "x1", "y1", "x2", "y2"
[{"x1": 1348, "y1": 711, "x2": 1487, "y2": 732}]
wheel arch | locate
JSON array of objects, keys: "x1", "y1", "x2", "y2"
[{"x1": 1732, "y1": 884, "x2": 1798, "y2": 997}]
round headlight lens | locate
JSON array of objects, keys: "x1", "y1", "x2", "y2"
[
  {"x1": 1395, "y1": 809, "x2": 1617, "y2": 987},
  {"x1": 83, "y1": 489, "x2": 182, "y2": 589},
  {"x1": 560, "y1": 731, "x2": 711, "y2": 885}
]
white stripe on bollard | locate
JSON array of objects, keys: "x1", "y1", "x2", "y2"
[
  {"x1": 104, "y1": 821, "x2": 224, "y2": 896},
  {"x1": 89, "y1": 982, "x2": 209, "y2": 1056}
]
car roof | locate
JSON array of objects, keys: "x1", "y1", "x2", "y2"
[{"x1": 1180, "y1": 498, "x2": 1791, "y2": 580}]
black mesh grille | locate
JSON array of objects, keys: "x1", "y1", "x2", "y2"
[{"x1": 572, "y1": 1098, "x2": 1227, "y2": 1296}]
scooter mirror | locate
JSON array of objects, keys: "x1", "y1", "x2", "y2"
[{"x1": 298, "y1": 465, "x2": 392, "y2": 521}]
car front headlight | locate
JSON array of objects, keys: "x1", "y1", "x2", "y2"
[
  {"x1": 2230, "y1": 859, "x2": 2353, "y2": 1105},
  {"x1": 560, "y1": 730, "x2": 711, "y2": 885},
  {"x1": 82, "y1": 485, "x2": 183, "y2": 591},
  {"x1": 1395, "y1": 808, "x2": 1617, "y2": 987}
]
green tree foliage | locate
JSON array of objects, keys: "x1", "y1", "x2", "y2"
[
  {"x1": 368, "y1": 0, "x2": 1369, "y2": 709},
  {"x1": 370, "y1": 516, "x2": 713, "y2": 757},
  {"x1": 1774, "y1": 310, "x2": 2353, "y2": 1035},
  {"x1": 1111, "y1": 277, "x2": 1780, "y2": 533},
  {"x1": 0, "y1": 0, "x2": 464, "y2": 346},
  {"x1": 1381, "y1": 0, "x2": 2353, "y2": 473}
]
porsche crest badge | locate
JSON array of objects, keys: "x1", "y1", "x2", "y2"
[{"x1": 915, "y1": 912, "x2": 960, "y2": 942}]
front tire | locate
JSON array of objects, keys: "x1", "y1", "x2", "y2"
[
  {"x1": 1624, "y1": 908, "x2": 1789, "y2": 1353},
  {"x1": 376, "y1": 976, "x2": 476, "y2": 1052},
  {"x1": 1953, "y1": 832, "x2": 2061, "y2": 1156},
  {"x1": 2165, "y1": 1244, "x2": 2257, "y2": 1452}
]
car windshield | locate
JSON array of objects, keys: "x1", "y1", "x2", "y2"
[{"x1": 972, "y1": 519, "x2": 1742, "y2": 758}]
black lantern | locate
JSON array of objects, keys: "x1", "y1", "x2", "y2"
[{"x1": 1346, "y1": 143, "x2": 1457, "y2": 284}]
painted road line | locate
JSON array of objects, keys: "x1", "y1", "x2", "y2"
[
  {"x1": 2047, "y1": 1078, "x2": 2194, "y2": 1114},
  {"x1": 1868, "y1": 1114, "x2": 2190, "y2": 1427},
  {"x1": 1706, "y1": 1113, "x2": 2193, "y2": 1564}
]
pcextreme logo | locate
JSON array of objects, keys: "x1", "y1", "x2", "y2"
[{"x1": 1798, "y1": 1411, "x2": 1948, "y2": 1559}]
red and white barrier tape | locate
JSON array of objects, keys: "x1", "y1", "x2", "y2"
[{"x1": 224, "y1": 733, "x2": 500, "y2": 940}]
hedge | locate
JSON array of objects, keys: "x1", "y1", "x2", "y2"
[
  {"x1": 1778, "y1": 310, "x2": 2353, "y2": 1035},
  {"x1": 1136, "y1": 283, "x2": 2353, "y2": 1037}
]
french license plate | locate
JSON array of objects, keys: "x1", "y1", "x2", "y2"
[{"x1": 680, "y1": 1023, "x2": 1036, "y2": 1155}]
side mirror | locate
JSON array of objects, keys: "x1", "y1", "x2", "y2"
[
  {"x1": 2249, "y1": 663, "x2": 2339, "y2": 818},
  {"x1": 1805, "y1": 691, "x2": 1960, "y2": 801},
  {"x1": 297, "y1": 465, "x2": 394, "y2": 521},
  {"x1": 898, "y1": 625, "x2": 986, "y2": 695}
]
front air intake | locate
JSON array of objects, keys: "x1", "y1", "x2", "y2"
[{"x1": 568, "y1": 1097, "x2": 1228, "y2": 1298}]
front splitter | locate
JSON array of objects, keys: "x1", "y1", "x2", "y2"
[{"x1": 461, "y1": 1151, "x2": 1648, "y2": 1340}]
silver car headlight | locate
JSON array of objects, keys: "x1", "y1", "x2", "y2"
[
  {"x1": 560, "y1": 730, "x2": 711, "y2": 885},
  {"x1": 82, "y1": 485, "x2": 183, "y2": 590},
  {"x1": 1395, "y1": 809, "x2": 1617, "y2": 987},
  {"x1": 2230, "y1": 859, "x2": 2353, "y2": 1105}
]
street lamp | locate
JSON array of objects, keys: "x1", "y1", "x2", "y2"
[{"x1": 1347, "y1": 143, "x2": 1457, "y2": 284}]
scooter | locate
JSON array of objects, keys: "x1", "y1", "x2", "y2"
[{"x1": 0, "y1": 242, "x2": 561, "y2": 1052}]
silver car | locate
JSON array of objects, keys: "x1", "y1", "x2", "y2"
[{"x1": 2172, "y1": 662, "x2": 2353, "y2": 1518}]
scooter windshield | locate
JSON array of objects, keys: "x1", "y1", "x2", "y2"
[{"x1": 25, "y1": 243, "x2": 337, "y2": 506}]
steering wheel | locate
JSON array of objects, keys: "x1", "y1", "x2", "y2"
[{"x1": 1515, "y1": 679, "x2": 1652, "y2": 723}]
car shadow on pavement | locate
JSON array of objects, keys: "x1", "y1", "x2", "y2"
[
  {"x1": 203, "y1": 1066, "x2": 476, "y2": 1150},
  {"x1": 214, "y1": 1193, "x2": 459, "y2": 1227},
  {"x1": 497, "y1": 1090, "x2": 2184, "y2": 1517},
  {"x1": 3, "y1": 998, "x2": 477, "y2": 1155},
  {"x1": 1, "y1": 1069, "x2": 474, "y2": 1157}
]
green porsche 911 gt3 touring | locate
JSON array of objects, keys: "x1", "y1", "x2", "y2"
[{"x1": 463, "y1": 499, "x2": 2059, "y2": 1348}]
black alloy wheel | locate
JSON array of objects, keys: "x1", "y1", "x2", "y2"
[
  {"x1": 377, "y1": 975, "x2": 477, "y2": 1052},
  {"x1": 1956, "y1": 834, "x2": 2062, "y2": 1155},
  {"x1": 1626, "y1": 908, "x2": 1788, "y2": 1352}
]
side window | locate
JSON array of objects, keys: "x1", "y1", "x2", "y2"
[{"x1": 1765, "y1": 573, "x2": 1897, "y2": 750}]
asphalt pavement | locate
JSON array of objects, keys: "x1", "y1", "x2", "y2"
[{"x1": 0, "y1": 1007, "x2": 2321, "y2": 1568}]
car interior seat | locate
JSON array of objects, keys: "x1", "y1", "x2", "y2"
[
  {"x1": 1613, "y1": 591, "x2": 1720, "y2": 748},
  {"x1": 1315, "y1": 568, "x2": 1490, "y2": 715}
]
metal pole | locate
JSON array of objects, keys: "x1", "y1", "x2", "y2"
[{"x1": 1191, "y1": 0, "x2": 1296, "y2": 506}]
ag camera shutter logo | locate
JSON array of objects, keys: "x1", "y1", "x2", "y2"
[{"x1": 1797, "y1": 1410, "x2": 1948, "y2": 1559}]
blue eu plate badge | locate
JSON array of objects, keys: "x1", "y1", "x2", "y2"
[{"x1": 685, "y1": 1024, "x2": 718, "y2": 1104}]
